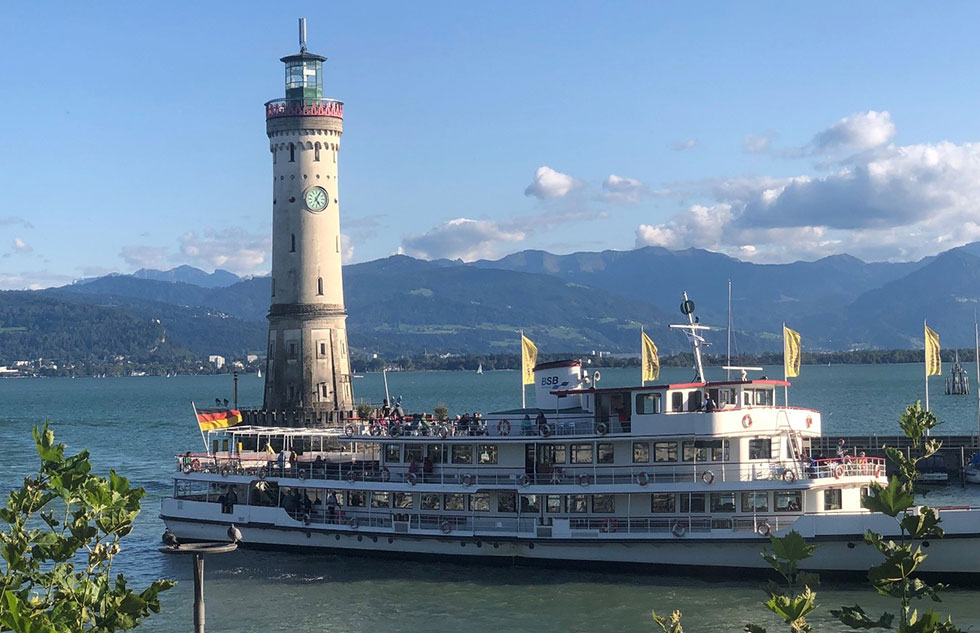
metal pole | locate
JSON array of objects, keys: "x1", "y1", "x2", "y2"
[
  {"x1": 925, "y1": 319, "x2": 930, "y2": 413},
  {"x1": 727, "y1": 279, "x2": 732, "y2": 381},
  {"x1": 233, "y1": 371, "x2": 239, "y2": 409},
  {"x1": 961, "y1": 445, "x2": 967, "y2": 488},
  {"x1": 521, "y1": 330, "x2": 526, "y2": 409},
  {"x1": 193, "y1": 553, "x2": 205, "y2": 633}
]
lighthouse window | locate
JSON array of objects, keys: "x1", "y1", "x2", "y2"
[
  {"x1": 290, "y1": 234, "x2": 295, "y2": 252},
  {"x1": 824, "y1": 488, "x2": 842, "y2": 511},
  {"x1": 451, "y1": 445, "x2": 473, "y2": 464},
  {"x1": 288, "y1": 342, "x2": 298, "y2": 360},
  {"x1": 271, "y1": 278, "x2": 275, "y2": 297},
  {"x1": 653, "y1": 441, "x2": 677, "y2": 462},
  {"x1": 748, "y1": 438, "x2": 773, "y2": 460},
  {"x1": 289, "y1": 143, "x2": 295, "y2": 162},
  {"x1": 469, "y1": 492, "x2": 490, "y2": 512},
  {"x1": 317, "y1": 277, "x2": 323, "y2": 295},
  {"x1": 741, "y1": 492, "x2": 769, "y2": 512},
  {"x1": 444, "y1": 494, "x2": 464, "y2": 511},
  {"x1": 632, "y1": 442, "x2": 650, "y2": 463},
  {"x1": 314, "y1": 143, "x2": 321, "y2": 161},
  {"x1": 498, "y1": 491, "x2": 517, "y2": 513},
  {"x1": 651, "y1": 493, "x2": 675, "y2": 513},
  {"x1": 635, "y1": 393, "x2": 662, "y2": 414},
  {"x1": 592, "y1": 494, "x2": 615, "y2": 513},
  {"x1": 569, "y1": 444, "x2": 593, "y2": 464}
]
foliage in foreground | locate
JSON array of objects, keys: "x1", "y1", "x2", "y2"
[
  {"x1": 0, "y1": 423, "x2": 174, "y2": 632},
  {"x1": 653, "y1": 402, "x2": 964, "y2": 633}
]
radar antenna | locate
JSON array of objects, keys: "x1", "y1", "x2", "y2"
[
  {"x1": 669, "y1": 291, "x2": 712, "y2": 383},
  {"x1": 299, "y1": 17, "x2": 307, "y2": 52}
]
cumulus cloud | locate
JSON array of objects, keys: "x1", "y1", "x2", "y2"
[
  {"x1": 810, "y1": 110, "x2": 896, "y2": 153},
  {"x1": 178, "y1": 228, "x2": 270, "y2": 275},
  {"x1": 742, "y1": 132, "x2": 776, "y2": 154},
  {"x1": 671, "y1": 139, "x2": 697, "y2": 151},
  {"x1": 400, "y1": 218, "x2": 525, "y2": 261},
  {"x1": 524, "y1": 166, "x2": 582, "y2": 199},
  {"x1": 634, "y1": 111, "x2": 980, "y2": 262},
  {"x1": 12, "y1": 237, "x2": 32, "y2": 253},
  {"x1": 601, "y1": 174, "x2": 649, "y2": 203}
]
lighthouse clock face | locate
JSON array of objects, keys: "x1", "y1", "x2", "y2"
[{"x1": 304, "y1": 186, "x2": 329, "y2": 212}]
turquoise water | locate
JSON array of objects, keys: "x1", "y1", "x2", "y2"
[{"x1": 1, "y1": 366, "x2": 979, "y2": 631}]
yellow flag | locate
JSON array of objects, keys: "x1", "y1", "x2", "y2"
[
  {"x1": 783, "y1": 325, "x2": 801, "y2": 378},
  {"x1": 641, "y1": 330, "x2": 660, "y2": 382},
  {"x1": 521, "y1": 334, "x2": 538, "y2": 385},
  {"x1": 925, "y1": 324, "x2": 941, "y2": 376}
]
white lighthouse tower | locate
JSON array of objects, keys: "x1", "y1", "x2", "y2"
[{"x1": 261, "y1": 19, "x2": 354, "y2": 425}]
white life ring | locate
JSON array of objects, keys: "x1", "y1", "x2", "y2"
[
  {"x1": 636, "y1": 472, "x2": 650, "y2": 487},
  {"x1": 741, "y1": 414, "x2": 753, "y2": 429},
  {"x1": 345, "y1": 424, "x2": 355, "y2": 438},
  {"x1": 348, "y1": 516, "x2": 359, "y2": 530},
  {"x1": 407, "y1": 472, "x2": 418, "y2": 486},
  {"x1": 297, "y1": 468, "x2": 307, "y2": 480},
  {"x1": 596, "y1": 422, "x2": 609, "y2": 435},
  {"x1": 672, "y1": 522, "x2": 686, "y2": 537},
  {"x1": 303, "y1": 513, "x2": 311, "y2": 526},
  {"x1": 182, "y1": 465, "x2": 192, "y2": 475},
  {"x1": 757, "y1": 521, "x2": 771, "y2": 537},
  {"x1": 578, "y1": 474, "x2": 592, "y2": 487},
  {"x1": 461, "y1": 473, "x2": 474, "y2": 487},
  {"x1": 538, "y1": 423, "x2": 551, "y2": 437},
  {"x1": 518, "y1": 474, "x2": 531, "y2": 487},
  {"x1": 191, "y1": 459, "x2": 201, "y2": 472},
  {"x1": 701, "y1": 470, "x2": 715, "y2": 485},
  {"x1": 498, "y1": 419, "x2": 511, "y2": 436},
  {"x1": 782, "y1": 470, "x2": 796, "y2": 484},
  {"x1": 381, "y1": 467, "x2": 391, "y2": 482},
  {"x1": 440, "y1": 520, "x2": 452, "y2": 534},
  {"x1": 346, "y1": 470, "x2": 356, "y2": 483},
  {"x1": 834, "y1": 464, "x2": 845, "y2": 479}
]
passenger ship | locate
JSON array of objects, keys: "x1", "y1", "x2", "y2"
[{"x1": 161, "y1": 308, "x2": 980, "y2": 577}]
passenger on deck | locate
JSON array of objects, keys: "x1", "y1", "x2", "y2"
[
  {"x1": 702, "y1": 392, "x2": 716, "y2": 412},
  {"x1": 836, "y1": 439, "x2": 848, "y2": 460},
  {"x1": 535, "y1": 411, "x2": 548, "y2": 434},
  {"x1": 522, "y1": 414, "x2": 533, "y2": 435},
  {"x1": 326, "y1": 492, "x2": 338, "y2": 523},
  {"x1": 289, "y1": 450, "x2": 298, "y2": 471},
  {"x1": 276, "y1": 449, "x2": 287, "y2": 473},
  {"x1": 313, "y1": 454, "x2": 324, "y2": 473},
  {"x1": 408, "y1": 459, "x2": 420, "y2": 478}
]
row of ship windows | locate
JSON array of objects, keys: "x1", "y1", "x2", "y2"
[{"x1": 636, "y1": 388, "x2": 775, "y2": 414}]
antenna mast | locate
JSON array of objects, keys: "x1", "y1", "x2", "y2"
[
  {"x1": 669, "y1": 291, "x2": 711, "y2": 383},
  {"x1": 299, "y1": 17, "x2": 307, "y2": 52}
]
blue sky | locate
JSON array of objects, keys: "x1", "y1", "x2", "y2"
[{"x1": 3, "y1": 2, "x2": 980, "y2": 289}]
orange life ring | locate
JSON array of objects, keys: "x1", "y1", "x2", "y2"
[
  {"x1": 757, "y1": 521, "x2": 771, "y2": 537},
  {"x1": 345, "y1": 424, "x2": 355, "y2": 437},
  {"x1": 190, "y1": 459, "x2": 201, "y2": 472},
  {"x1": 672, "y1": 522, "x2": 686, "y2": 537},
  {"x1": 834, "y1": 464, "x2": 845, "y2": 479},
  {"x1": 701, "y1": 470, "x2": 715, "y2": 485},
  {"x1": 602, "y1": 518, "x2": 617, "y2": 533},
  {"x1": 782, "y1": 470, "x2": 796, "y2": 484},
  {"x1": 875, "y1": 464, "x2": 886, "y2": 478},
  {"x1": 498, "y1": 419, "x2": 511, "y2": 436},
  {"x1": 741, "y1": 415, "x2": 753, "y2": 429},
  {"x1": 805, "y1": 416, "x2": 813, "y2": 428}
]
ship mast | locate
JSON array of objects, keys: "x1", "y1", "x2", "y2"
[{"x1": 670, "y1": 291, "x2": 711, "y2": 383}]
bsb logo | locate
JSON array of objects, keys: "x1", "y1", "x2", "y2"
[{"x1": 540, "y1": 376, "x2": 569, "y2": 387}]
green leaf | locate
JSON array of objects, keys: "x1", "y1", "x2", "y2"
[
  {"x1": 863, "y1": 476, "x2": 915, "y2": 517},
  {"x1": 831, "y1": 604, "x2": 894, "y2": 629}
]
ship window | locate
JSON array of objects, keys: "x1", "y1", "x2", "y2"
[
  {"x1": 426, "y1": 445, "x2": 444, "y2": 464},
  {"x1": 498, "y1": 491, "x2": 517, "y2": 513},
  {"x1": 712, "y1": 440, "x2": 730, "y2": 462},
  {"x1": 478, "y1": 445, "x2": 498, "y2": 464},
  {"x1": 570, "y1": 444, "x2": 593, "y2": 464},
  {"x1": 741, "y1": 492, "x2": 769, "y2": 512},
  {"x1": 370, "y1": 491, "x2": 389, "y2": 508},
  {"x1": 718, "y1": 388, "x2": 736, "y2": 406},
  {"x1": 520, "y1": 495, "x2": 540, "y2": 513},
  {"x1": 385, "y1": 444, "x2": 400, "y2": 463},
  {"x1": 470, "y1": 492, "x2": 490, "y2": 512},
  {"x1": 636, "y1": 393, "x2": 662, "y2": 414},
  {"x1": 546, "y1": 495, "x2": 562, "y2": 513},
  {"x1": 597, "y1": 443, "x2": 614, "y2": 464},
  {"x1": 444, "y1": 494, "x2": 464, "y2": 511},
  {"x1": 451, "y1": 445, "x2": 472, "y2": 464},
  {"x1": 748, "y1": 439, "x2": 773, "y2": 460},
  {"x1": 653, "y1": 441, "x2": 677, "y2": 462},
  {"x1": 688, "y1": 391, "x2": 702, "y2": 412},
  {"x1": 775, "y1": 491, "x2": 802, "y2": 512},
  {"x1": 393, "y1": 492, "x2": 413, "y2": 509},
  {"x1": 709, "y1": 492, "x2": 736, "y2": 513},
  {"x1": 632, "y1": 442, "x2": 650, "y2": 463},
  {"x1": 682, "y1": 441, "x2": 708, "y2": 462},
  {"x1": 671, "y1": 392, "x2": 684, "y2": 412},
  {"x1": 824, "y1": 488, "x2": 842, "y2": 511},
  {"x1": 421, "y1": 494, "x2": 441, "y2": 510},
  {"x1": 348, "y1": 491, "x2": 365, "y2": 507},
  {"x1": 567, "y1": 494, "x2": 588, "y2": 513},
  {"x1": 405, "y1": 444, "x2": 423, "y2": 463},
  {"x1": 651, "y1": 493, "x2": 675, "y2": 513},
  {"x1": 539, "y1": 444, "x2": 566, "y2": 464},
  {"x1": 592, "y1": 494, "x2": 615, "y2": 513},
  {"x1": 680, "y1": 493, "x2": 706, "y2": 513}
]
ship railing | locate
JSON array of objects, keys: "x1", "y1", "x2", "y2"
[
  {"x1": 567, "y1": 514, "x2": 799, "y2": 535},
  {"x1": 339, "y1": 417, "x2": 600, "y2": 439}
]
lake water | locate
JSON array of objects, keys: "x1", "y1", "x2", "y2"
[{"x1": 2, "y1": 365, "x2": 980, "y2": 631}]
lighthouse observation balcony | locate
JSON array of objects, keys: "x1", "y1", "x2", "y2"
[{"x1": 265, "y1": 98, "x2": 343, "y2": 120}]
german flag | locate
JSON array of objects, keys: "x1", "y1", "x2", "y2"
[{"x1": 196, "y1": 408, "x2": 243, "y2": 431}]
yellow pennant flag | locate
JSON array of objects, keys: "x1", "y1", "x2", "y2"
[
  {"x1": 641, "y1": 330, "x2": 660, "y2": 382},
  {"x1": 925, "y1": 324, "x2": 941, "y2": 376},
  {"x1": 783, "y1": 325, "x2": 801, "y2": 378},
  {"x1": 521, "y1": 334, "x2": 538, "y2": 385}
]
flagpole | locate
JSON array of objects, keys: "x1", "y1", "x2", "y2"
[
  {"x1": 191, "y1": 401, "x2": 208, "y2": 453},
  {"x1": 521, "y1": 330, "x2": 526, "y2": 409},
  {"x1": 641, "y1": 326, "x2": 645, "y2": 387},
  {"x1": 974, "y1": 316, "x2": 979, "y2": 439},
  {"x1": 782, "y1": 323, "x2": 789, "y2": 407},
  {"x1": 924, "y1": 319, "x2": 930, "y2": 413}
]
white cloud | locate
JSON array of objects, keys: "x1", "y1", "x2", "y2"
[
  {"x1": 742, "y1": 132, "x2": 776, "y2": 154},
  {"x1": 524, "y1": 166, "x2": 582, "y2": 199},
  {"x1": 178, "y1": 228, "x2": 270, "y2": 274},
  {"x1": 602, "y1": 174, "x2": 648, "y2": 203},
  {"x1": 340, "y1": 233, "x2": 355, "y2": 264},
  {"x1": 12, "y1": 237, "x2": 31, "y2": 253},
  {"x1": 0, "y1": 270, "x2": 73, "y2": 290},
  {"x1": 401, "y1": 218, "x2": 525, "y2": 261},
  {"x1": 810, "y1": 110, "x2": 896, "y2": 153},
  {"x1": 671, "y1": 139, "x2": 697, "y2": 151},
  {"x1": 636, "y1": 204, "x2": 735, "y2": 250}
]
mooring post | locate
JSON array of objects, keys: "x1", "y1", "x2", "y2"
[
  {"x1": 193, "y1": 552, "x2": 205, "y2": 633},
  {"x1": 961, "y1": 445, "x2": 967, "y2": 488},
  {"x1": 233, "y1": 371, "x2": 239, "y2": 409}
]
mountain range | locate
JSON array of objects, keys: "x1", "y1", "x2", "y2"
[{"x1": 3, "y1": 243, "x2": 980, "y2": 362}]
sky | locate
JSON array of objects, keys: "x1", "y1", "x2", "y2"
[{"x1": 3, "y1": 2, "x2": 980, "y2": 289}]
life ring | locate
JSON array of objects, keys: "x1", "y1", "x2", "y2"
[
  {"x1": 381, "y1": 467, "x2": 391, "y2": 482},
  {"x1": 438, "y1": 425, "x2": 449, "y2": 439},
  {"x1": 782, "y1": 470, "x2": 796, "y2": 484},
  {"x1": 407, "y1": 472, "x2": 418, "y2": 486},
  {"x1": 297, "y1": 469, "x2": 307, "y2": 480},
  {"x1": 461, "y1": 473, "x2": 474, "y2": 487},
  {"x1": 805, "y1": 416, "x2": 813, "y2": 428},
  {"x1": 190, "y1": 459, "x2": 201, "y2": 472},
  {"x1": 518, "y1": 474, "x2": 531, "y2": 487},
  {"x1": 602, "y1": 518, "x2": 617, "y2": 533},
  {"x1": 389, "y1": 424, "x2": 402, "y2": 437},
  {"x1": 182, "y1": 465, "x2": 192, "y2": 475},
  {"x1": 834, "y1": 464, "x2": 845, "y2": 479},
  {"x1": 256, "y1": 468, "x2": 267, "y2": 480},
  {"x1": 345, "y1": 424, "x2": 355, "y2": 438},
  {"x1": 220, "y1": 466, "x2": 230, "y2": 477},
  {"x1": 346, "y1": 470, "x2": 357, "y2": 483},
  {"x1": 672, "y1": 522, "x2": 687, "y2": 537},
  {"x1": 303, "y1": 513, "x2": 311, "y2": 526},
  {"x1": 741, "y1": 415, "x2": 753, "y2": 429},
  {"x1": 370, "y1": 424, "x2": 382, "y2": 437},
  {"x1": 538, "y1": 423, "x2": 551, "y2": 437},
  {"x1": 637, "y1": 472, "x2": 650, "y2": 487},
  {"x1": 757, "y1": 521, "x2": 771, "y2": 537},
  {"x1": 701, "y1": 470, "x2": 715, "y2": 485},
  {"x1": 875, "y1": 464, "x2": 886, "y2": 478},
  {"x1": 596, "y1": 422, "x2": 609, "y2": 435},
  {"x1": 348, "y1": 516, "x2": 359, "y2": 530},
  {"x1": 498, "y1": 419, "x2": 511, "y2": 436},
  {"x1": 578, "y1": 474, "x2": 592, "y2": 487},
  {"x1": 440, "y1": 520, "x2": 452, "y2": 534}
]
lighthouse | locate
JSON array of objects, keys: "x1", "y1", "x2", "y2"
[{"x1": 261, "y1": 18, "x2": 354, "y2": 425}]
